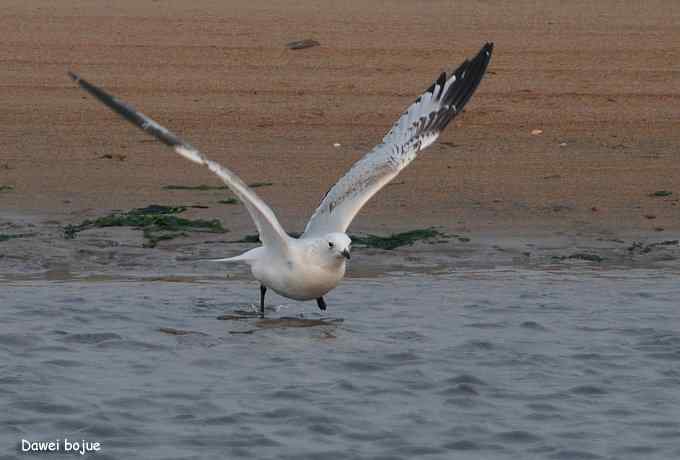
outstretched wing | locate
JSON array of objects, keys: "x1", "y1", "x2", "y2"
[
  {"x1": 303, "y1": 43, "x2": 493, "y2": 238},
  {"x1": 68, "y1": 72, "x2": 290, "y2": 253}
]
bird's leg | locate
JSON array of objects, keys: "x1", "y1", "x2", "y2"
[
  {"x1": 260, "y1": 285, "x2": 267, "y2": 318},
  {"x1": 316, "y1": 297, "x2": 327, "y2": 311}
]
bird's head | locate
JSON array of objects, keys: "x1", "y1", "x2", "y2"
[{"x1": 324, "y1": 232, "x2": 351, "y2": 260}]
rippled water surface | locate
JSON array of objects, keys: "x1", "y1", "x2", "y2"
[{"x1": 2, "y1": 269, "x2": 680, "y2": 459}]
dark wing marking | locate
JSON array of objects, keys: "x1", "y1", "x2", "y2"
[
  {"x1": 68, "y1": 72, "x2": 192, "y2": 150},
  {"x1": 69, "y1": 72, "x2": 290, "y2": 253},
  {"x1": 303, "y1": 43, "x2": 493, "y2": 238}
]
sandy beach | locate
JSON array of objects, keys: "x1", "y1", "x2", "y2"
[{"x1": 1, "y1": 0, "x2": 679, "y2": 274}]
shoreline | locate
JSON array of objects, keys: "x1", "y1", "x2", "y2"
[{"x1": 2, "y1": 208, "x2": 679, "y2": 281}]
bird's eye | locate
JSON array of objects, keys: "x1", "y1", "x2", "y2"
[{"x1": 328, "y1": 242, "x2": 334, "y2": 248}]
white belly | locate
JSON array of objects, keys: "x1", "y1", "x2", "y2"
[{"x1": 251, "y1": 256, "x2": 345, "y2": 301}]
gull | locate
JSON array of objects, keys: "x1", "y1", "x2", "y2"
[{"x1": 69, "y1": 42, "x2": 493, "y2": 317}]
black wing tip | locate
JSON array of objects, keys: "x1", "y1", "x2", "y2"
[
  {"x1": 457, "y1": 42, "x2": 493, "y2": 86},
  {"x1": 469, "y1": 42, "x2": 493, "y2": 68},
  {"x1": 436, "y1": 71, "x2": 447, "y2": 87},
  {"x1": 67, "y1": 70, "x2": 80, "y2": 82},
  {"x1": 426, "y1": 42, "x2": 494, "y2": 132},
  {"x1": 478, "y1": 42, "x2": 494, "y2": 59}
]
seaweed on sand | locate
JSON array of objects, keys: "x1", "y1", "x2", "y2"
[
  {"x1": 63, "y1": 205, "x2": 227, "y2": 248},
  {"x1": 650, "y1": 190, "x2": 672, "y2": 197},
  {"x1": 350, "y1": 229, "x2": 445, "y2": 250},
  {"x1": 551, "y1": 252, "x2": 605, "y2": 262},
  {"x1": 233, "y1": 234, "x2": 262, "y2": 244},
  {"x1": 163, "y1": 184, "x2": 229, "y2": 191},
  {"x1": 163, "y1": 182, "x2": 271, "y2": 191},
  {"x1": 248, "y1": 182, "x2": 273, "y2": 188},
  {"x1": 567, "y1": 253, "x2": 605, "y2": 262},
  {"x1": 228, "y1": 228, "x2": 445, "y2": 250},
  {"x1": 0, "y1": 233, "x2": 36, "y2": 242},
  {"x1": 628, "y1": 240, "x2": 678, "y2": 254}
]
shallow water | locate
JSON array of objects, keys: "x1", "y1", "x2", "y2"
[{"x1": 2, "y1": 269, "x2": 680, "y2": 459}]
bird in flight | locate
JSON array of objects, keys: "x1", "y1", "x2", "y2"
[{"x1": 69, "y1": 42, "x2": 493, "y2": 317}]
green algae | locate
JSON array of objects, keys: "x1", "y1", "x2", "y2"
[
  {"x1": 228, "y1": 228, "x2": 444, "y2": 250},
  {"x1": 0, "y1": 232, "x2": 36, "y2": 242},
  {"x1": 163, "y1": 184, "x2": 229, "y2": 191},
  {"x1": 350, "y1": 229, "x2": 445, "y2": 250},
  {"x1": 63, "y1": 204, "x2": 227, "y2": 248}
]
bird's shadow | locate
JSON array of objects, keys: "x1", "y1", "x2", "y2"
[
  {"x1": 217, "y1": 307, "x2": 344, "y2": 334},
  {"x1": 159, "y1": 305, "x2": 343, "y2": 337}
]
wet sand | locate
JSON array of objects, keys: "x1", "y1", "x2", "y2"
[{"x1": 1, "y1": 0, "x2": 679, "y2": 249}]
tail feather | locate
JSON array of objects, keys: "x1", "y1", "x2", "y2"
[
  {"x1": 201, "y1": 247, "x2": 263, "y2": 264},
  {"x1": 203, "y1": 256, "x2": 248, "y2": 263}
]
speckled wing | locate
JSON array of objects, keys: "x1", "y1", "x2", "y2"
[
  {"x1": 68, "y1": 72, "x2": 291, "y2": 253},
  {"x1": 302, "y1": 43, "x2": 493, "y2": 238}
]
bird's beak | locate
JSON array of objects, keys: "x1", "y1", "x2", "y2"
[{"x1": 341, "y1": 249, "x2": 351, "y2": 260}]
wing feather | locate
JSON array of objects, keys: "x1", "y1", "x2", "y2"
[
  {"x1": 68, "y1": 72, "x2": 290, "y2": 253},
  {"x1": 303, "y1": 43, "x2": 493, "y2": 238}
]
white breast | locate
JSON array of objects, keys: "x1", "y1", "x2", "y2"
[{"x1": 250, "y1": 242, "x2": 346, "y2": 301}]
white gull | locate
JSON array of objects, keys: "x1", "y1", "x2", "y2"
[{"x1": 69, "y1": 42, "x2": 493, "y2": 316}]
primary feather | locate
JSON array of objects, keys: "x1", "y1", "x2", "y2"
[
  {"x1": 303, "y1": 43, "x2": 493, "y2": 238},
  {"x1": 67, "y1": 72, "x2": 291, "y2": 255}
]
